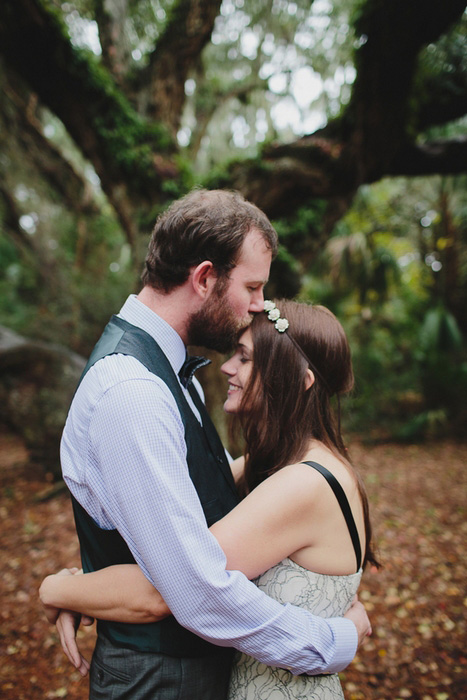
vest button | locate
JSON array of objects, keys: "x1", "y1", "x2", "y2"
[{"x1": 216, "y1": 456, "x2": 223, "y2": 463}]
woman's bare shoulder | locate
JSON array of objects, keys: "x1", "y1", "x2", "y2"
[{"x1": 256, "y1": 460, "x2": 333, "y2": 505}]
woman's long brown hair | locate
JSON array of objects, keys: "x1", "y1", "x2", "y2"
[{"x1": 238, "y1": 300, "x2": 379, "y2": 569}]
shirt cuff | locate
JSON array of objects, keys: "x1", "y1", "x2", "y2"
[{"x1": 323, "y1": 617, "x2": 358, "y2": 674}]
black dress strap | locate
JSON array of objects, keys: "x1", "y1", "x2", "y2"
[{"x1": 301, "y1": 461, "x2": 362, "y2": 572}]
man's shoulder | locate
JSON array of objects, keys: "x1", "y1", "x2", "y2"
[{"x1": 78, "y1": 353, "x2": 176, "y2": 406}]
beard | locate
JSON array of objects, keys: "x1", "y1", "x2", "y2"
[{"x1": 187, "y1": 281, "x2": 251, "y2": 353}]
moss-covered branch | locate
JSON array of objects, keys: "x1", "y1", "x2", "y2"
[
  {"x1": 1, "y1": 70, "x2": 99, "y2": 216},
  {"x1": 0, "y1": 0, "x2": 176, "y2": 215},
  {"x1": 1, "y1": 0, "x2": 465, "y2": 245},
  {"x1": 136, "y1": 0, "x2": 223, "y2": 133}
]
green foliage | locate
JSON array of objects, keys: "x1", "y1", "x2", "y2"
[
  {"x1": 274, "y1": 202, "x2": 327, "y2": 253},
  {"x1": 414, "y1": 13, "x2": 467, "y2": 127},
  {"x1": 301, "y1": 174, "x2": 467, "y2": 440},
  {"x1": 75, "y1": 53, "x2": 174, "y2": 186},
  {"x1": 201, "y1": 155, "x2": 274, "y2": 191},
  {"x1": 183, "y1": 0, "x2": 358, "y2": 168},
  {"x1": 41, "y1": 1, "x2": 175, "y2": 183},
  {"x1": 268, "y1": 245, "x2": 302, "y2": 299},
  {"x1": 409, "y1": 305, "x2": 467, "y2": 438},
  {"x1": 262, "y1": 202, "x2": 328, "y2": 297},
  {"x1": 419, "y1": 306, "x2": 463, "y2": 356},
  {"x1": 1, "y1": 0, "x2": 466, "y2": 446},
  {"x1": 0, "y1": 245, "x2": 41, "y2": 332},
  {"x1": 0, "y1": 205, "x2": 136, "y2": 355}
]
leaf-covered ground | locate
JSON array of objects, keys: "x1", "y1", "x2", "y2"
[{"x1": 0, "y1": 433, "x2": 465, "y2": 699}]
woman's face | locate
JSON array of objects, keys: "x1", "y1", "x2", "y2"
[{"x1": 220, "y1": 328, "x2": 254, "y2": 414}]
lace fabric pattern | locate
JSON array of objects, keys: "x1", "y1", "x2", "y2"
[{"x1": 228, "y1": 558, "x2": 362, "y2": 700}]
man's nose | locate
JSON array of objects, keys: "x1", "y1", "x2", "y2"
[{"x1": 248, "y1": 288, "x2": 264, "y2": 313}]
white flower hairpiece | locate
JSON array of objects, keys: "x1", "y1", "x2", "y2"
[
  {"x1": 264, "y1": 300, "x2": 289, "y2": 332},
  {"x1": 275, "y1": 317, "x2": 289, "y2": 332},
  {"x1": 262, "y1": 300, "x2": 334, "y2": 404}
]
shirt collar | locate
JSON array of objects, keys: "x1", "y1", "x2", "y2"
[{"x1": 118, "y1": 295, "x2": 187, "y2": 375}]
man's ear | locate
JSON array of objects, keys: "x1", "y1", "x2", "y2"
[
  {"x1": 191, "y1": 261, "x2": 217, "y2": 299},
  {"x1": 304, "y1": 369, "x2": 315, "y2": 391}
]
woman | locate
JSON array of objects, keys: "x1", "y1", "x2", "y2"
[{"x1": 41, "y1": 300, "x2": 378, "y2": 699}]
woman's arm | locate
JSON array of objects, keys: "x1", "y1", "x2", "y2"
[
  {"x1": 40, "y1": 564, "x2": 170, "y2": 623},
  {"x1": 210, "y1": 463, "x2": 316, "y2": 578},
  {"x1": 40, "y1": 463, "x2": 316, "y2": 624}
]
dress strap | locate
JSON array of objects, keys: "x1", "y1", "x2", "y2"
[{"x1": 301, "y1": 461, "x2": 362, "y2": 572}]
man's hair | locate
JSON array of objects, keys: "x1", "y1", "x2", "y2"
[{"x1": 142, "y1": 189, "x2": 278, "y2": 292}]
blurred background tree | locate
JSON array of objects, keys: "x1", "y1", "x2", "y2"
[{"x1": 0, "y1": 0, "x2": 466, "y2": 468}]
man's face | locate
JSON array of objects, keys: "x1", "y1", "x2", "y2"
[{"x1": 187, "y1": 228, "x2": 272, "y2": 353}]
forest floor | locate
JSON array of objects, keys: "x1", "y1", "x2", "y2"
[{"x1": 0, "y1": 432, "x2": 465, "y2": 700}]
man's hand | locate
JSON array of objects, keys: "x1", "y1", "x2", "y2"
[
  {"x1": 56, "y1": 609, "x2": 93, "y2": 677},
  {"x1": 344, "y1": 595, "x2": 372, "y2": 650}
]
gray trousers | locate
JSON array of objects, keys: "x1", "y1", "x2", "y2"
[{"x1": 89, "y1": 635, "x2": 234, "y2": 700}]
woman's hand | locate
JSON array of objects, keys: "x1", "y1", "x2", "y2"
[
  {"x1": 40, "y1": 567, "x2": 94, "y2": 676},
  {"x1": 40, "y1": 567, "x2": 84, "y2": 624},
  {"x1": 56, "y1": 609, "x2": 93, "y2": 677}
]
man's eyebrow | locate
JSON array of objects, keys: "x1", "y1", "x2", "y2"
[{"x1": 247, "y1": 278, "x2": 268, "y2": 286}]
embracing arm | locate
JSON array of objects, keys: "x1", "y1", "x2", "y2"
[
  {"x1": 40, "y1": 464, "x2": 370, "y2": 678},
  {"x1": 39, "y1": 564, "x2": 169, "y2": 623},
  {"x1": 40, "y1": 464, "x2": 367, "y2": 636},
  {"x1": 39, "y1": 454, "x2": 247, "y2": 624},
  {"x1": 39, "y1": 463, "x2": 296, "y2": 624}
]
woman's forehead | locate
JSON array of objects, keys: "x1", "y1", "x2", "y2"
[{"x1": 238, "y1": 327, "x2": 253, "y2": 349}]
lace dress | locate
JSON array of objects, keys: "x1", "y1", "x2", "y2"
[{"x1": 228, "y1": 461, "x2": 363, "y2": 700}]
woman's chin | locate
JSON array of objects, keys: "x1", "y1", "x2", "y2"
[{"x1": 223, "y1": 399, "x2": 239, "y2": 415}]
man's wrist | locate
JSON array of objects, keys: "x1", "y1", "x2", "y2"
[{"x1": 323, "y1": 617, "x2": 358, "y2": 673}]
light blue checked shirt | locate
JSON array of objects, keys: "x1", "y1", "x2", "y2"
[{"x1": 61, "y1": 294, "x2": 358, "y2": 675}]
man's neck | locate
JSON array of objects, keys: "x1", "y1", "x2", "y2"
[{"x1": 137, "y1": 285, "x2": 193, "y2": 345}]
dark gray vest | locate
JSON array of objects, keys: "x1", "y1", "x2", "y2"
[{"x1": 71, "y1": 315, "x2": 239, "y2": 656}]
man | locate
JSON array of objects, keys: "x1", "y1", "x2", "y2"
[{"x1": 48, "y1": 189, "x2": 370, "y2": 698}]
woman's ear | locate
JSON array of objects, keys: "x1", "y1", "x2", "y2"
[
  {"x1": 304, "y1": 369, "x2": 315, "y2": 391},
  {"x1": 191, "y1": 261, "x2": 217, "y2": 299}
]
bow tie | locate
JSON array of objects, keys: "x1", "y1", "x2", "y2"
[{"x1": 178, "y1": 354, "x2": 211, "y2": 388}]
